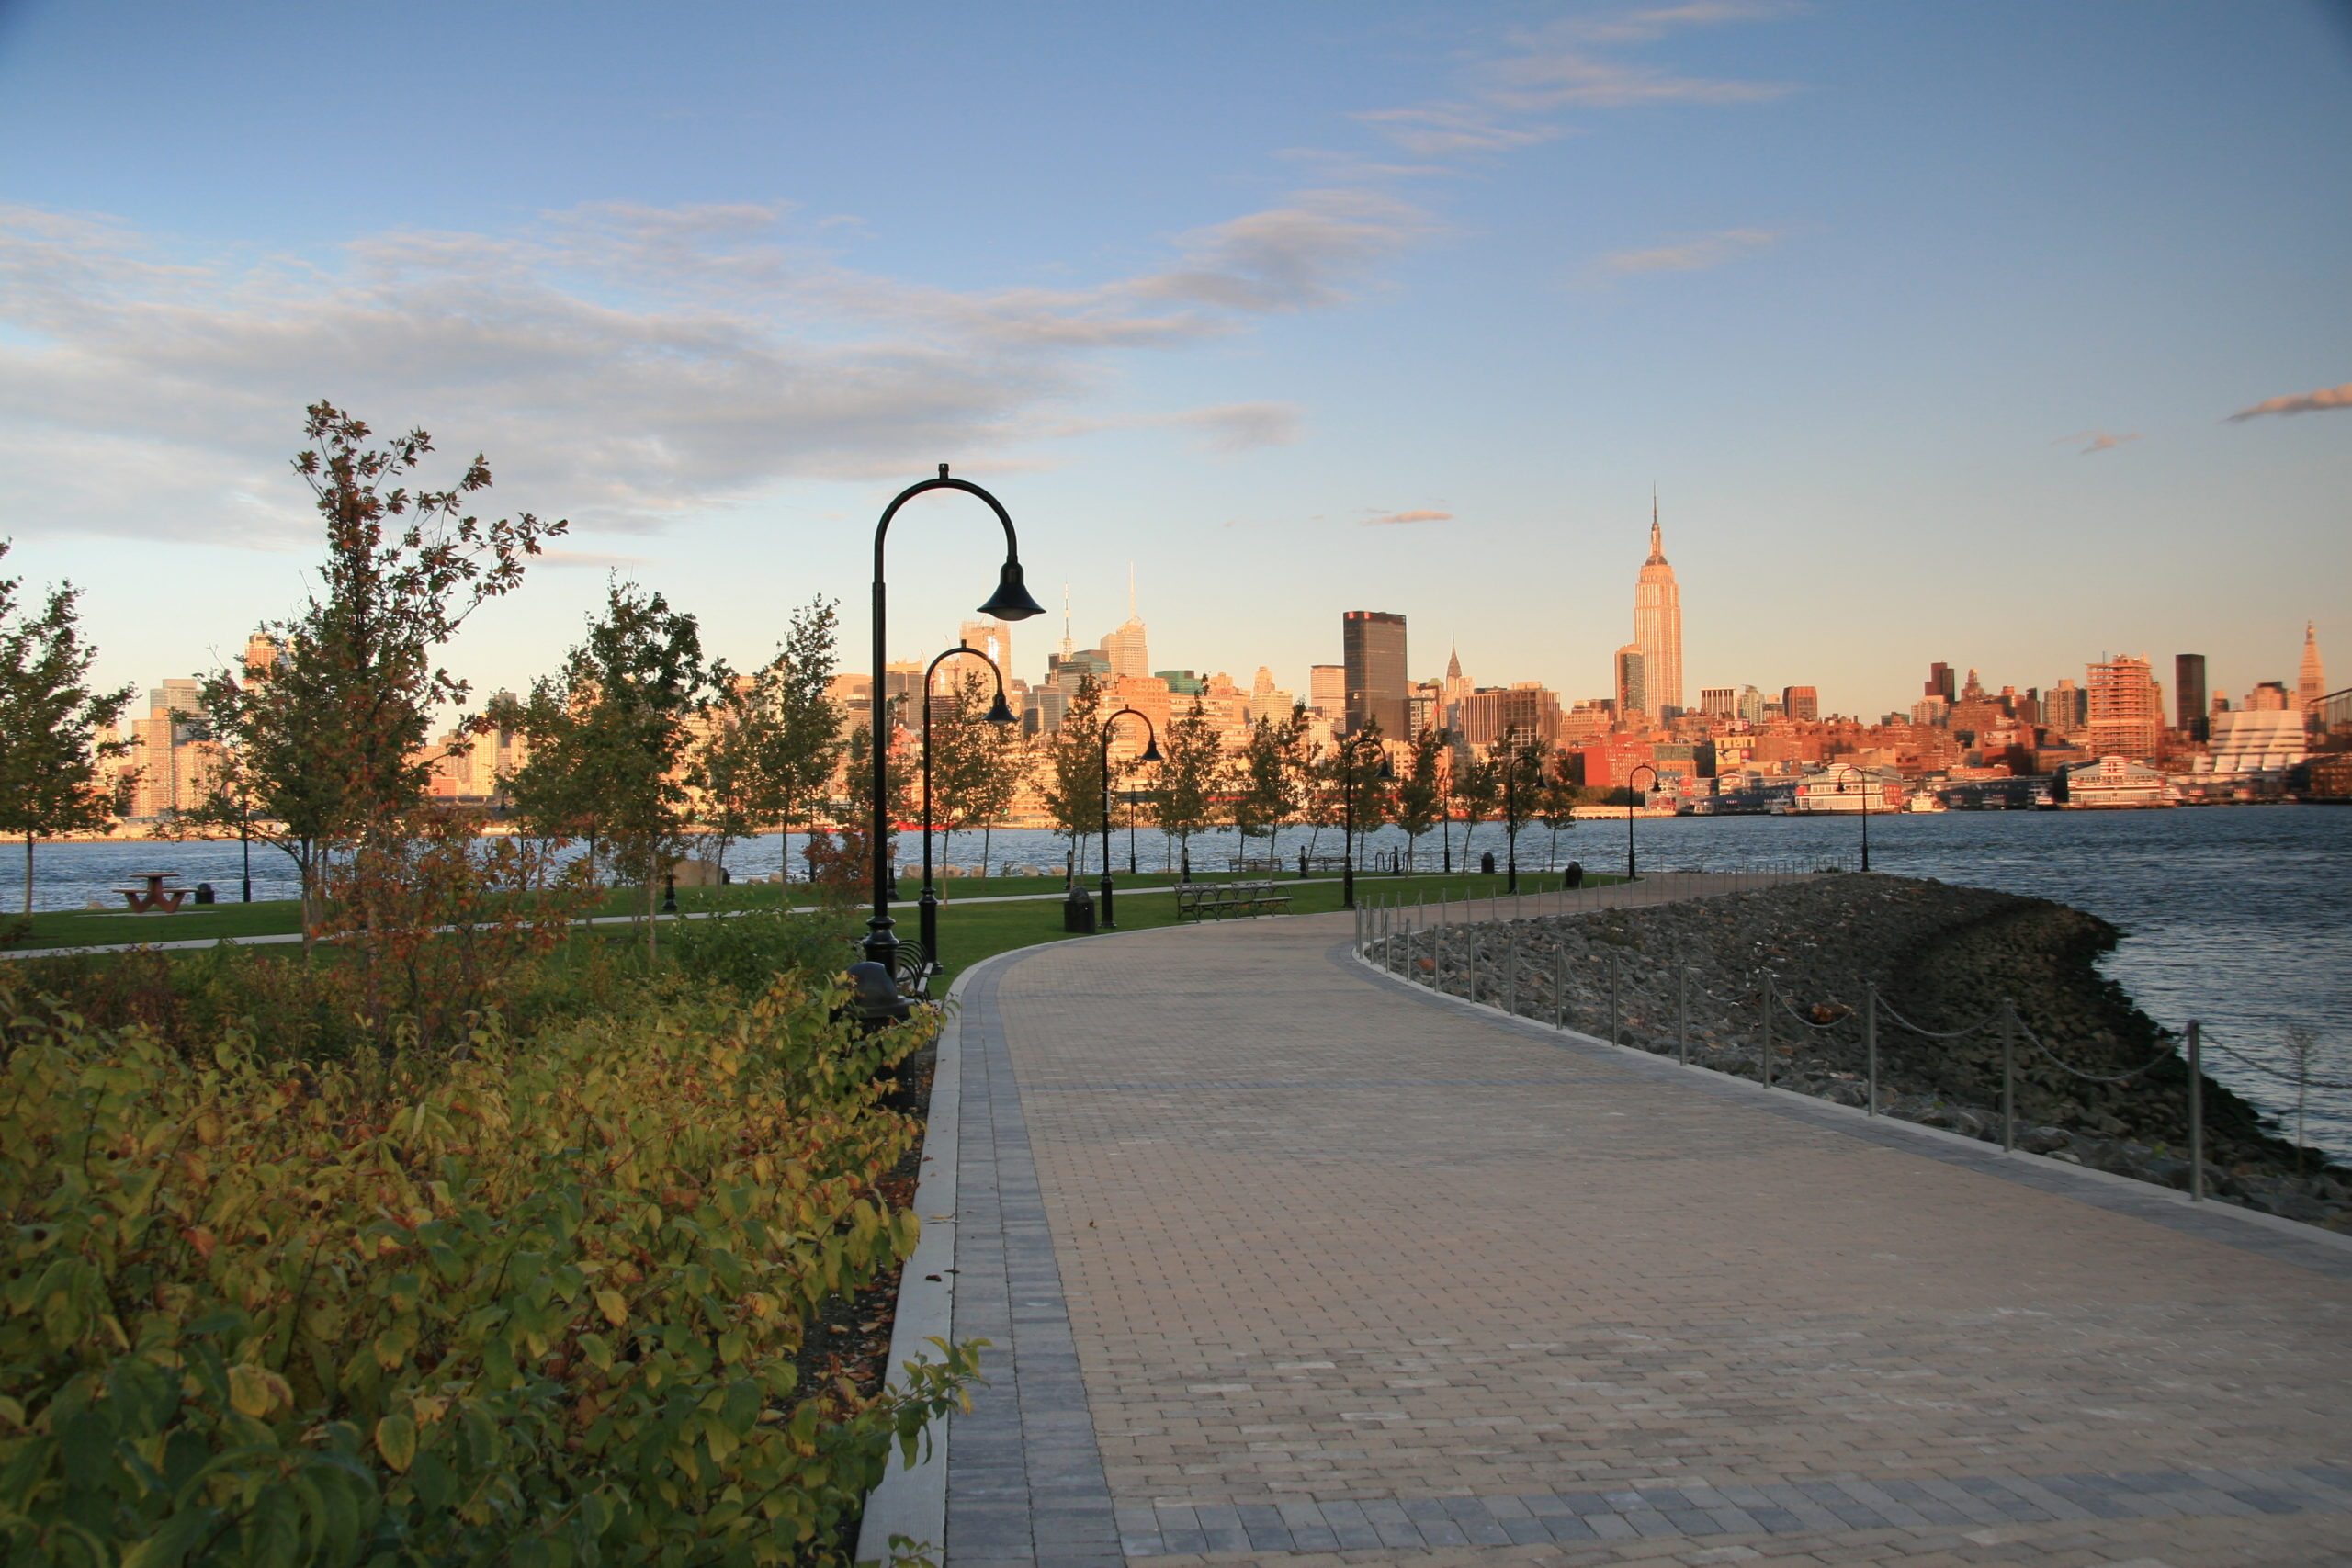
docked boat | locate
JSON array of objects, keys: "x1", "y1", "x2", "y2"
[
  {"x1": 1905, "y1": 793, "x2": 1947, "y2": 814},
  {"x1": 1793, "y1": 762, "x2": 1904, "y2": 814},
  {"x1": 2060, "y1": 755, "x2": 2179, "y2": 808}
]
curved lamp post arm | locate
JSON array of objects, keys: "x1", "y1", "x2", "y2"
[{"x1": 1625, "y1": 762, "x2": 1660, "y2": 882}]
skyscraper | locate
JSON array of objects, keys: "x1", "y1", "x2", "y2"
[
  {"x1": 2087, "y1": 655, "x2": 2162, "y2": 761},
  {"x1": 1614, "y1": 644, "x2": 1646, "y2": 719},
  {"x1": 2299, "y1": 622, "x2": 2325, "y2": 716},
  {"x1": 1341, "y1": 611, "x2": 1408, "y2": 738},
  {"x1": 1098, "y1": 566, "x2": 1149, "y2": 681},
  {"x1": 1781, "y1": 685, "x2": 1819, "y2": 723},
  {"x1": 1633, "y1": 494, "x2": 1684, "y2": 716},
  {"x1": 1308, "y1": 664, "x2": 1344, "y2": 716},
  {"x1": 2174, "y1": 653, "x2": 2207, "y2": 740},
  {"x1": 958, "y1": 617, "x2": 1014, "y2": 689}
]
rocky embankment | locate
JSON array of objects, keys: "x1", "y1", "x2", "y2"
[{"x1": 1369, "y1": 874, "x2": 2350, "y2": 1231}]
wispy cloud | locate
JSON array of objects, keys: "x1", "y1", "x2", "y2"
[
  {"x1": 1600, "y1": 227, "x2": 1781, "y2": 275},
  {"x1": 1362, "y1": 508, "x2": 1453, "y2": 526},
  {"x1": 2225, "y1": 382, "x2": 2352, "y2": 423},
  {"x1": 2052, "y1": 430, "x2": 2141, "y2": 456},
  {"x1": 1355, "y1": 2, "x2": 1798, "y2": 158},
  {"x1": 0, "y1": 191, "x2": 1424, "y2": 543}
]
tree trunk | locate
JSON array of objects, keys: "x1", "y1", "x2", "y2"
[
  {"x1": 22, "y1": 832, "x2": 31, "y2": 918},
  {"x1": 1441, "y1": 812, "x2": 1453, "y2": 873},
  {"x1": 982, "y1": 822, "x2": 993, "y2": 879},
  {"x1": 646, "y1": 847, "x2": 660, "y2": 959}
]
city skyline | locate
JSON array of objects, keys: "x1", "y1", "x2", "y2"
[{"x1": 2, "y1": 3, "x2": 2346, "y2": 716}]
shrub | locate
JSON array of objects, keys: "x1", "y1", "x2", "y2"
[{"x1": 0, "y1": 968, "x2": 975, "y2": 1565}]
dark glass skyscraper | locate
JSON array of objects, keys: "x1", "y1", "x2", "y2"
[
  {"x1": 1342, "y1": 610, "x2": 1408, "y2": 739},
  {"x1": 2176, "y1": 653, "x2": 2208, "y2": 740}
]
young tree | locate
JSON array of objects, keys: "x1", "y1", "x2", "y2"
[
  {"x1": 1150, "y1": 698, "x2": 1225, "y2": 876},
  {"x1": 193, "y1": 403, "x2": 565, "y2": 942},
  {"x1": 690, "y1": 667, "x2": 762, "y2": 878},
  {"x1": 1041, "y1": 676, "x2": 1107, "y2": 876},
  {"x1": 0, "y1": 545, "x2": 136, "y2": 912},
  {"x1": 1537, "y1": 749, "x2": 1580, "y2": 868},
  {"x1": 929, "y1": 668, "x2": 1016, "y2": 869},
  {"x1": 1233, "y1": 713, "x2": 1290, "y2": 872},
  {"x1": 1395, "y1": 726, "x2": 1447, "y2": 873},
  {"x1": 1496, "y1": 738, "x2": 1545, "y2": 875},
  {"x1": 831, "y1": 697, "x2": 916, "y2": 892},
  {"x1": 510, "y1": 580, "x2": 714, "y2": 956},
  {"x1": 750, "y1": 597, "x2": 846, "y2": 880},
  {"x1": 1330, "y1": 721, "x2": 1394, "y2": 874},
  {"x1": 1453, "y1": 746, "x2": 1501, "y2": 874}
]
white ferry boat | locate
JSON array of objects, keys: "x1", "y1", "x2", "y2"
[
  {"x1": 2061, "y1": 755, "x2": 2180, "y2": 809},
  {"x1": 1792, "y1": 763, "x2": 1903, "y2": 814},
  {"x1": 1905, "y1": 793, "x2": 1947, "y2": 814}
]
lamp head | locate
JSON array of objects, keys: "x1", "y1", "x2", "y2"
[
  {"x1": 985, "y1": 691, "x2": 1017, "y2": 725},
  {"x1": 1141, "y1": 735, "x2": 1163, "y2": 763},
  {"x1": 978, "y1": 559, "x2": 1046, "y2": 621},
  {"x1": 1377, "y1": 753, "x2": 1396, "y2": 781}
]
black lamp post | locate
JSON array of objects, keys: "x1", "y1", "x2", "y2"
[
  {"x1": 1849, "y1": 762, "x2": 1873, "y2": 872},
  {"x1": 1339, "y1": 732, "x2": 1393, "y2": 909},
  {"x1": 1625, "y1": 762, "x2": 1659, "y2": 881},
  {"x1": 918, "y1": 639, "x2": 1016, "y2": 975},
  {"x1": 861, "y1": 466, "x2": 1045, "y2": 1004},
  {"x1": 1097, "y1": 707, "x2": 1161, "y2": 930},
  {"x1": 1498, "y1": 739, "x2": 1537, "y2": 895}
]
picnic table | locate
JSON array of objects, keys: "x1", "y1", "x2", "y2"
[{"x1": 115, "y1": 872, "x2": 187, "y2": 913}]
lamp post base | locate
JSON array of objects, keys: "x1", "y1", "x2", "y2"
[
  {"x1": 918, "y1": 886, "x2": 940, "y2": 973},
  {"x1": 1099, "y1": 873, "x2": 1117, "y2": 930}
]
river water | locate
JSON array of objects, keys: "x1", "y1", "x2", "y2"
[{"x1": 20, "y1": 806, "x2": 2351, "y2": 1155}]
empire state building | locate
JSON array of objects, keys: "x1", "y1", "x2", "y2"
[{"x1": 1633, "y1": 496, "x2": 1684, "y2": 716}]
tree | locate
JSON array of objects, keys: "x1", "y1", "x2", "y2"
[
  {"x1": 0, "y1": 544, "x2": 136, "y2": 913},
  {"x1": 689, "y1": 668, "x2": 762, "y2": 879},
  {"x1": 1330, "y1": 721, "x2": 1394, "y2": 874},
  {"x1": 1395, "y1": 726, "x2": 1447, "y2": 873},
  {"x1": 193, "y1": 403, "x2": 565, "y2": 942},
  {"x1": 1150, "y1": 698, "x2": 1226, "y2": 876},
  {"x1": 749, "y1": 598, "x2": 846, "y2": 880},
  {"x1": 510, "y1": 580, "x2": 713, "y2": 956},
  {"x1": 1495, "y1": 738, "x2": 1545, "y2": 875},
  {"x1": 1537, "y1": 749, "x2": 1581, "y2": 868},
  {"x1": 829, "y1": 697, "x2": 915, "y2": 893},
  {"x1": 929, "y1": 668, "x2": 1021, "y2": 871},
  {"x1": 1233, "y1": 713, "x2": 1291, "y2": 871},
  {"x1": 1453, "y1": 746, "x2": 1500, "y2": 873},
  {"x1": 1041, "y1": 676, "x2": 1107, "y2": 876}
]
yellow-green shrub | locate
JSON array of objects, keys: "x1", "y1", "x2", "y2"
[{"x1": 0, "y1": 971, "x2": 975, "y2": 1566}]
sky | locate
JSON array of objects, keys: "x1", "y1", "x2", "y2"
[{"x1": 1, "y1": 0, "x2": 2347, "y2": 723}]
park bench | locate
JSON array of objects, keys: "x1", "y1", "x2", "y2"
[{"x1": 1241, "y1": 880, "x2": 1293, "y2": 916}]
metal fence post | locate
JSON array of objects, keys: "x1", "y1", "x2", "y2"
[
  {"x1": 1760, "y1": 973, "x2": 1774, "y2": 1089},
  {"x1": 1554, "y1": 947, "x2": 1566, "y2": 1031},
  {"x1": 2000, "y1": 998, "x2": 2017, "y2": 1154},
  {"x1": 1507, "y1": 930, "x2": 1519, "y2": 1016},
  {"x1": 2187, "y1": 1020, "x2": 2205, "y2": 1202},
  {"x1": 1678, "y1": 964, "x2": 1690, "y2": 1066},
  {"x1": 1611, "y1": 946, "x2": 1622, "y2": 1045},
  {"x1": 1864, "y1": 981, "x2": 1878, "y2": 1117}
]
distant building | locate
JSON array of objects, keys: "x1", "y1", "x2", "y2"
[
  {"x1": 959, "y1": 617, "x2": 1015, "y2": 689},
  {"x1": 1781, "y1": 685, "x2": 1819, "y2": 723},
  {"x1": 1925, "y1": 661, "x2": 1956, "y2": 704},
  {"x1": 2247, "y1": 681, "x2": 2290, "y2": 712},
  {"x1": 1700, "y1": 686, "x2": 1736, "y2": 719},
  {"x1": 1456, "y1": 682, "x2": 1564, "y2": 750},
  {"x1": 1341, "y1": 610, "x2": 1408, "y2": 739},
  {"x1": 1737, "y1": 685, "x2": 1767, "y2": 725},
  {"x1": 2201, "y1": 709, "x2": 2308, "y2": 778},
  {"x1": 2299, "y1": 622, "x2": 2326, "y2": 717},
  {"x1": 1633, "y1": 497, "x2": 1684, "y2": 716},
  {"x1": 1308, "y1": 663, "x2": 1344, "y2": 716},
  {"x1": 1614, "y1": 645, "x2": 1646, "y2": 721},
  {"x1": 1157, "y1": 669, "x2": 1206, "y2": 696},
  {"x1": 2046, "y1": 678, "x2": 2086, "y2": 734},
  {"x1": 2174, "y1": 653, "x2": 2208, "y2": 740},
  {"x1": 2086, "y1": 655, "x2": 2162, "y2": 761}
]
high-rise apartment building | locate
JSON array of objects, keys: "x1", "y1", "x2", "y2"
[
  {"x1": 1308, "y1": 664, "x2": 1344, "y2": 716},
  {"x1": 1737, "y1": 685, "x2": 1767, "y2": 725},
  {"x1": 1614, "y1": 644, "x2": 1646, "y2": 720},
  {"x1": 2174, "y1": 653, "x2": 2208, "y2": 740},
  {"x1": 1925, "y1": 662, "x2": 1956, "y2": 704},
  {"x1": 2047, "y1": 678, "x2": 2085, "y2": 733},
  {"x1": 2299, "y1": 622, "x2": 2325, "y2": 716},
  {"x1": 1341, "y1": 610, "x2": 1408, "y2": 738},
  {"x1": 958, "y1": 617, "x2": 1014, "y2": 689},
  {"x1": 2086, "y1": 655, "x2": 2162, "y2": 761},
  {"x1": 1456, "y1": 682, "x2": 1564, "y2": 750},
  {"x1": 1632, "y1": 498, "x2": 1684, "y2": 716},
  {"x1": 1781, "y1": 685, "x2": 1819, "y2": 723}
]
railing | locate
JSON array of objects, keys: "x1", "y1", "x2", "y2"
[{"x1": 1351, "y1": 877, "x2": 2339, "y2": 1205}]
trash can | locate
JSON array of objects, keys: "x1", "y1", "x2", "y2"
[
  {"x1": 1565, "y1": 860, "x2": 1584, "y2": 889},
  {"x1": 193, "y1": 882, "x2": 216, "y2": 905},
  {"x1": 1480, "y1": 852, "x2": 1496, "y2": 875},
  {"x1": 1062, "y1": 888, "x2": 1096, "y2": 933}
]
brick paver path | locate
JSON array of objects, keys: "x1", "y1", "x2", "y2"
[{"x1": 941, "y1": 886, "x2": 2352, "y2": 1565}]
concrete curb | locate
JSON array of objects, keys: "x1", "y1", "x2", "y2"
[{"x1": 1342, "y1": 940, "x2": 2352, "y2": 1277}]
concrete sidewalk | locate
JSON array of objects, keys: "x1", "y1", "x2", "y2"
[{"x1": 932, "y1": 881, "x2": 2352, "y2": 1565}]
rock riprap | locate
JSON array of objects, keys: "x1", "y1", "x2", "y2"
[{"x1": 1367, "y1": 874, "x2": 2349, "y2": 1232}]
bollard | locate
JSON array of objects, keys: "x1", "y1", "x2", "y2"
[
  {"x1": 2187, "y1": 1020, "x2": 2205, "y2": 1202},
  {"x1": 1864, "y1": 981, "x2": 1879, "y2": 1117},
  {"x1": 1678, "y1": 965, "x2": 1690, "y2": 1066},
  {"x1": 2000, "y1": 998, "x2": 2017, "y2": 1153},
  {"x1": 1761, "y1": 973, "x2": 1774, "y2": 1089}
]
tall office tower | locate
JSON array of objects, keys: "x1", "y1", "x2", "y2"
[
  {"x1": 1614, "y1": 644, "x2": 1647, "y2": 719},
  {"x1": 1632, "y1": 494, "x2": 1684, "y2": 716},
  {"x1": 2174, "y1": 653, "x2": 2208, "y2": 740},
  {"x1": 2299, "y1": 622, "x2": 2325, "y2": 716},
  {"x1": 1781, "y1": 685, "x2": 1819, "y2": 723},
  {"x1": 1309, "y1": 664, "x2": 1344, "y2": 716},
  {"x1": 1099, "y1": 566, "x2": 1150, "y2": 680},
  {"x1": 2086, "y1": 654, "x2": 2162, "y2": 761},
  {"x1": 1442, "y1": 641, "x2": 1472, "y2": 731},
  {"x1": 1341, "y1": 610, "x2": 1408, "y2": 738},
  {"x1": 1924, "y1": 661, "x2": 1956, "y2": 704},
  {"x1": 958, "y1": 617, "x2": 1014, "y2": 688}
]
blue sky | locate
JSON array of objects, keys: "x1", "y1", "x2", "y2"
[{"x1": 1, "y1": 0, "x2": 2346, "y2": 719}]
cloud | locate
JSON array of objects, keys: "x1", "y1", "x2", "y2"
[
  {"x1": 2225, "y1": 383, "x2": 2352, "y2": 423},
  {"x1": 0, "y1": 192, "x2": 1425, "y2": 543},
  {"x1": 1036, "y1": 401, "x2": 1305, "y2": 454},
  {"x1": 535, "y1": 547, "x2": 655, "y2": 570},
  {"x1": 2052, "y1": 430, "x2": 2141, "y2": 456},
  {"x1": 1351, "y1": 106, "x2": 1566, "y2": 157},
  {"x1": 1600, "y1": 227, "x2": 1781, "y2": 275},
  {"x1": 1362, "y1": 508, "x2": 1453, "y2": 526}
]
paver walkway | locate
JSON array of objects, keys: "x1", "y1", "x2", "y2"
[{"x1": 936, "y1": 881, "x2": 2352, "y2": 1566}]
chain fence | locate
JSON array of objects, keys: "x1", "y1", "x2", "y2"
[{"x1": 1351, "y1": 876, "x2": 2340, "y2": 1205}]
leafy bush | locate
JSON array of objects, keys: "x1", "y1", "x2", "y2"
[
  {"x1": 664, "y1": 908, "x2": 861, "y2": 1004},
  {"x1": 0, "y1": 967, "x2": 975, "y2": 1565}
]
